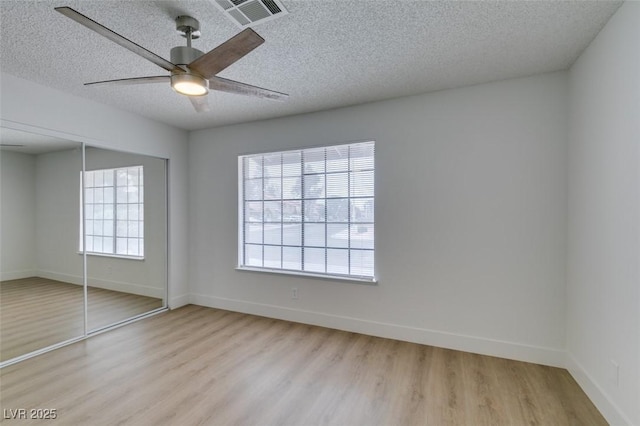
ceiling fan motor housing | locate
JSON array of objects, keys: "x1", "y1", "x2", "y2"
[
  {"x1": 172, "y1": 15, "x2": 204, "y2": 68},
  {"x1": 170, "y1": 46, "x2": 205, "y2": 67}
]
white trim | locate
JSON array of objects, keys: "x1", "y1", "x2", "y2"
[
  {"x1": 163, "y1": 158, "x2": 170, "y2": 312},
  {"x1": 80, "y1": 165, "x2": 145, "y2": 258},
  {"x1": 0, "y1": 336, "x2": 86, "y2": 369},
  {"x1": 189, "y1": 293, "x2": 565, "y2": 368},
  {"x1": 237, "y1": 141, "x2": 376, "y2": 280},
  {"x1": 0, "y1": 119, "x2": 103, "y2": 147},
  {"x1": 0, "y1": 270, "x2": 38, "y2": 281},
  {"x1": 236, "y1": 265, "x2": 377, "y2": 284},
  {"x1": 37, "y1": 270, "x2": 83, "y2": 286},
  {"x1": 86, "y1": 277, "x2": 164, "y2": 299},
  {"x1": 169, "y1": 293, "x2": 189, "y2": 309},
  {"x1": 565, "y1": 353, "x2": 635, "y2": 426},
  {"x1": 78, "y1": 252, "x2": 144, "y2": 261},
  {"x1": 237, "y1": 155, "x2": 244, "y2": 267},
  {"x1": 87, "y1": 307, "x2": 167, "y2": 336},
  {"x1": 82, "y1": 143, "x2": 88, "y2": 336},
  {"x1": 37, "y1": 270, "x2": 164, "y2": 299}
]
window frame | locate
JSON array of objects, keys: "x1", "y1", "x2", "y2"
[
  {"x1": 80, "y1": 165, "x2": 145, "y2": 260},
  {"x1": 237, "y1": 141, "x2": 376, "y2": 283}
]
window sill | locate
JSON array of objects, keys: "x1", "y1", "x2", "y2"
[
  {"x1": 78, "y1": 252, "x2": 144, "y2": 261},
  {"x1": 236, "y1": 266, "x2": 377, "y2": 284}
]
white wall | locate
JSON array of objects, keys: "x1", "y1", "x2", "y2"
[
  {"x1": 189, "y1": 71, "x2": 569, "y2": 366},
  {"x1": 566, "y1": 2, "x2": 640, "y2": 425},
  {"x1": 35, "y1": 148, "x2": 84, "y2": 284},
  {"x1": 0, "y1": 72, "x2": 189, "y2": 308},
  {"x1": 0, "y1": 151, "x2": 37, "y2": 280}
]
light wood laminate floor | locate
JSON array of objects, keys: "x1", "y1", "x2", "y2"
[
  {"x1": 0, "y1": 277, "x2": 163, "y2": 361},
  {"x1": 0, "y1": 305, "x2": 606, "y2": 425}
]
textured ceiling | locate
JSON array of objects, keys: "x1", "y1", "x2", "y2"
[{"x1": 0, "y1": 1, "x2": 622, "y2": 131}]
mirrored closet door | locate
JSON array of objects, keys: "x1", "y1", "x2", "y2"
[
  {"x1": 84, "y1": 147, "x2": 167, "y2": 331},
  {"x1": 0, "y1": 126, "x2": 168, "y2": 365},
  {"x1": 0, "y1": 127, "x2": 85, "y2": 362}
]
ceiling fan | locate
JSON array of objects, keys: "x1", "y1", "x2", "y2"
[{"x1": 54, "y1": 7, "x2": 288, "y2": 113}]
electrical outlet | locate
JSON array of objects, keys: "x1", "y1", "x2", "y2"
[
  {"x1": 291, "y1": 287, "x2": 298, "y2": 300},
  {"x1": 610, "y1": 360, "x2": 619, "y2": 387}
]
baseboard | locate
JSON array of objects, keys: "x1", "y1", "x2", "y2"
[
  {"x1": 169, "y1": 294, "x2": 189, "y2": 309},
  {"x1": 36, "y1": 270, "x2": 83, "y2": 286},
  {"x1": 37, "y1": 270, "x2": 164, "y2": 299},
  {"x1": 87, "y1": 276, "x2": 164, "y2": 299},
  {"x1": 0, "y1": 270, "x2": 37, "y2": 281},
  {"x1": 189, "y1": 293, "x2": 565, "y2": 368},
  {"x1": 565, "y1": 353, "x2": 635, "y2": 426}
]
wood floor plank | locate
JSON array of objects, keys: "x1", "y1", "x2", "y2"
[
  {"x1": 0, "y1": 277, "x2": 163, "y2": 361},
  {"x1": 0, "y1": 305, "x2": 607, "y2": 425}
]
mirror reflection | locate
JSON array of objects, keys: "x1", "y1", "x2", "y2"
[
  {"x1": 0, "y1": 128, "x2": 84, "y2": 361},
  {"x1": 84, "y1": 147, "x2": 166, "y2": 331},
  {"x1": 1, "y1": 128, "x2": 168, "y2": 363}
]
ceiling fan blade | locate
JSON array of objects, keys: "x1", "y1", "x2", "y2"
[
  {"x1": 188, "y1": 28, "x2": 265, "y2": 79},
  {"x1": 85, "y1": 76, "x2": 170, "y2": 86},
  {"x1": 55, "y1": 7, "x2": 183, "y2": 73},
  {"x1": 189, "y1": 96, "x2": 210, "y2": 113},
  {"x1": 208, "y1": 76, "x2": 288, "y2": 101}
]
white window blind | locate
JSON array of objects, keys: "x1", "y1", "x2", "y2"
[
  {"x1": 238, "y1": 141, "x2": 375, "y2": 280},
  {"x1": 81, "y1": 165, "x2": 144, "y2": 258}
]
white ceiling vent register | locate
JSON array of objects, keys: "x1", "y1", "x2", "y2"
[{"x1": 213, "y1": 0, "x2": 289, "y2": 28}]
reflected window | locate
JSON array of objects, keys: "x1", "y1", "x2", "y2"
[
  {"x1": 80, "y1": 165, "x2": 144, "y2": 258},
  {"x1": 238, "y1": 142, "x2": 375, "y2": 280}
]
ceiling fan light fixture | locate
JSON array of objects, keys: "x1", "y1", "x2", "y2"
[{"x1": 171, "y1": 73, "x2": 208, "y2": 96}]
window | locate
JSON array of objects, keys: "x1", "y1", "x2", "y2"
[
  {"x1": 238, "y1": 141, "x2": 375, "y2": 280},
  {"x1": 81, "y1": 165, "x2": 144, "y2": 258}
]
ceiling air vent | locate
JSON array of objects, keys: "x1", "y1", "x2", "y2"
[{"x1": 213, "y1": 0, "x2": 288, "y2": 28}]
